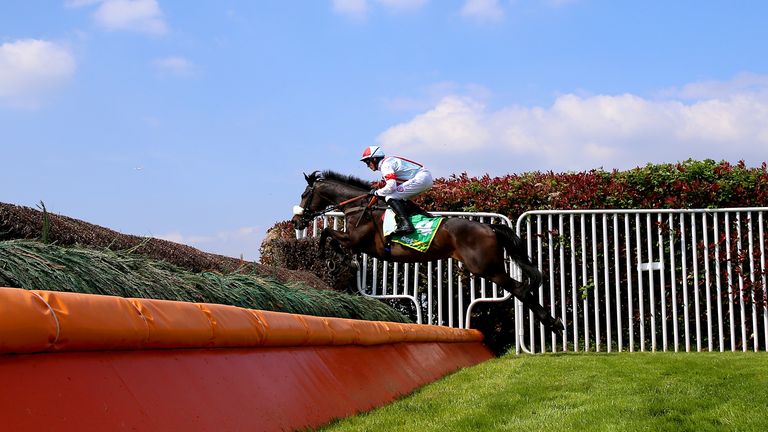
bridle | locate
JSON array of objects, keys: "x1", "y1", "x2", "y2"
[{"x1": 293, "y1": 179, "x2": 371, "y2": 227}]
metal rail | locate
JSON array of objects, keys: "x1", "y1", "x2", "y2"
[{"x1": 516, "y1": 208, "x2": 768, "y2": 354}]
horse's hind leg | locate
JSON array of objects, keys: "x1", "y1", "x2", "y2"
[{"x1": 488, "y1": 270, "x2": 563, "y2": 336}]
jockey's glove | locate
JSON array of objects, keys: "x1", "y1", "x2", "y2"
[{"x1": 369, "y1": 188, "x2": 381, "y2": 196}]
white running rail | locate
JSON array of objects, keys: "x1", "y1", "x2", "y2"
[{"x1": 516, "y1": 208, "x2": 768, "y2": 354}]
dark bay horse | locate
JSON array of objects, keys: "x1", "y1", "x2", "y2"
[{"x1": 292, "y1": 170, "x2": 564, "y2": 335}]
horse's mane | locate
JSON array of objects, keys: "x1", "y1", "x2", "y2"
[{"x1": 315, "y1": 170, "x2": 373, "y2": 191}]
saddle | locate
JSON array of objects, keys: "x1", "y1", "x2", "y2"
[
  {"x1": 381, "y1": 210, "x2": 443, "y2": 252},
  {"x1": 370, "y1": 199, "x2": 433, "y2": 218},
  {"x1": 405, "y1": 201, "x2": 435, "y2": 218}
]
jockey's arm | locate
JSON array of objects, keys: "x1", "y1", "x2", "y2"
[
  {"x1": 374, "y1": 157, "x2": 400, "y2": 196},
  {"x1": 375, "y1": 177, "x2": 398, "y2": 196}
]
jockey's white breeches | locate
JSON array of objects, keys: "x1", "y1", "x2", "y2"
[{"x1": 383, "y1": 169, "x2": 434, "y2": 201}]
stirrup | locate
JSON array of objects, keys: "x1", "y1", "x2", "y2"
[{"x1": 392, "y1": 223, "x2": 415, "y2": 235}]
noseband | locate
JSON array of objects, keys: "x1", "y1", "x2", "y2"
[
  {"x1": 294, "y1": 181, "x2": 371, "y2": 227},
  {"x1": 293, "y1": 183, "x2": 326, "y2": 224}
]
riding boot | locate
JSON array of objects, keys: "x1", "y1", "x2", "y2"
[{"x1": 387, "y1": 199, "x2": 415, "y2": 235}]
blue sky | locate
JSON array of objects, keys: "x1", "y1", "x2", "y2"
[{"x1": 2, "y1": 0, "x2": 767, "y2": 261}]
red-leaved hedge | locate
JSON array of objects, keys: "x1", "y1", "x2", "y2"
[{"x1": 420, "y1": 159, "x2": 768, "y2": 218}]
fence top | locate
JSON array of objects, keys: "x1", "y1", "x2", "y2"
[
  {"x1": 318, "y1": 211, "x2": 513, "y2": 225},
  {"x1": 517, "y1": 208, "x2": 768, "y2": 233},
  {"x1": 326, "y1": 207, "x2": 768, "y2": 218},
  {"x1": 519, "y1": 207, "x2": 768, "y2": 217},
  {"x1": 309, "y1": 208, "x2": 768, "y2": 238}
]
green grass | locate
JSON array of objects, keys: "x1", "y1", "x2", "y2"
[{"x1": 322, "y1": 352, "x2": 768, "y2": 432}]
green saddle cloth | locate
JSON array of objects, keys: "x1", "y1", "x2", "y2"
[{"x1": 391, "y1": 214, "x2": 444, "y2": 252}]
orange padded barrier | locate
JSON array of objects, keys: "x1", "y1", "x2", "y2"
[
  {"x1": 129, "y1": 298, "x2": 214, "y2": 348},
  {"x1": 253, "y1": 309, "x2": 311, "y2": 346},
  {"x1": 0, "y1": 289, "x2": 57, "y2": 353},
  {"x1": 325, "y1": 317, "x2": 361, "y2": 345},
  {"x1": 0, "y1": 342, "x2": 493, "y2": 431},
  {"x1": 0, "y1": 287, "x2": 494, "y2": 431},
  {"x1": 197, "y1": 302, "x2": 266, "y2": 347},
  {"x1": 34, "y1": 290, "x2": 148, "y2": 351},
  {"x1": 299, "y1": 314, "x2": 336, "y2": 345},
  {"x1": 0, "y1": 288, "x2": 485, "y2": 353}
]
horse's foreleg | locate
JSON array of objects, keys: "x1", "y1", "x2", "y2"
[
  {"x1": 319, "y1": 228, "x2": 353, "y2": 257},
  {"x1": 318, "y1": 228, "x2": 331, "y2": 258}
]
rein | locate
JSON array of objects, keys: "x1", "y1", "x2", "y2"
[
  {"x1": 338, "y1": 193, "x2": 370, "y2": 207},
  {"x1": 301, "y1": 193, "x2": 370, "y2": 221}
]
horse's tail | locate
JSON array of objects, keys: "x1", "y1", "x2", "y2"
[{"x1": 490, "y1": 224, "x2": 542, "y2": 290}]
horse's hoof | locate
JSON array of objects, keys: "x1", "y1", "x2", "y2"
[{"x1": 547, "y1": 317, "x2": 564, "y2": 337}]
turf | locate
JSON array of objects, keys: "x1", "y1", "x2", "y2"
[{"x1": 322, "y1": 352, "x2": 768, "y2": 431}]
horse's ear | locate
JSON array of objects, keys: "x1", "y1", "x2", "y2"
[{"x1": 303, "y1": 172, "x2": 311, "y2": 184}]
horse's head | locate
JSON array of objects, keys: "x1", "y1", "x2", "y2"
[
  {"x1": 291, "y1": 171, "x2": 327, "y2": 230},
  {"x1": 292, "y1": 170, "x2": 372, "y2": 230}
]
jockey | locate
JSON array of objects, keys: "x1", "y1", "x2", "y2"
[{"x1": 360, "y1": 145, "x2": 434, "y2": 235}]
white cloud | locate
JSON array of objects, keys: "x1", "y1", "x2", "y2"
[
  {"x1": 64, "y1": 0, "x2": 104, "y2": 6},
  {"x1": 664, "y1": 72, "x2": 768, "y2": 100},
  {"x1": 67, "y1": 0, "x2": 168, "y2": 35},
  {"x1": 333, "y1": 0, "x2": 578, "y2": 21},
  {"x1": 377, "y1": 0, "x2": 429, "y2": 11},
  {"x1": 153, "y1": 56, "x2": 196, "y2": 76},
  {"x1": 545, "y1": 0, "x2": 580, "y2": 7},
  {"x1": 333, "y1": 0, "x2": 368, "y2": 19},
  {"x1": 382, "y1": 81, "x2": 491, "y2": 112},
  {"x1": 0, "y1": 39, "x2": 76, "y2": 109},
  {"x1": 379, "y1": 96, "x2": 490, "y2": 152},
  {"x1": 461, "y1": 0, "x2": 504, "y2": 23},
  {"x1": 377, "y1": 74, "x2": 768, "y2": 176},
  {"x1": 333, "y1": 0, "x2": 428, "y2": 19}
]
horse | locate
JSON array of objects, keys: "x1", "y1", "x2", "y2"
[{"x1": 291, "y1": 170, "x2": 564, "y2": 335}]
